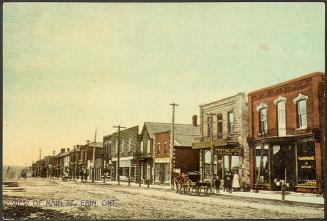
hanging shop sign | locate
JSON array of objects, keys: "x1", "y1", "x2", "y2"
[{"x1": 192, "y1": 139, "x2": 231, "y2": 149}]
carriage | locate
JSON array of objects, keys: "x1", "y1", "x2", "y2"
[{"x1": 173, "y1": 171, "x2": 213, "y2": 195}]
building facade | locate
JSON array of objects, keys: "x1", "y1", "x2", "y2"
[
  {"x1": 192, "y1": 92, "x2": 250, "y2": 185},
  {"x1": 137, "y1": 122, "x2": 169, "y2": 184},
  {"x1": 103, "y1": 126, "x2": 139, "y2": 182},
  {"x1": 247, "y1": 72, "x2": 325, "y2": 193},
  {"x1": 153, "y1": 123, "x2": 200, "y2": 184}
]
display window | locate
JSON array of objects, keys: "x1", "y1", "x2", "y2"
[{"x1": 297, "y1": 141, "x2": 316, "y2": 186}]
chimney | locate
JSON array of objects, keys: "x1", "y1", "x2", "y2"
[
  {"x1": 192, "y1": 115, "x2": 197, "y2": 126},
  {"x1": 61, "y1": 148, "x2": 65, "y2": 153},
  {"x1": 67, "y1": 148, "x2": 70, "y2": 152}
]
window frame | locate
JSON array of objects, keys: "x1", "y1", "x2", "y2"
[{"x1": 228, "y1": 111, "x2": 235, "y2": 133}]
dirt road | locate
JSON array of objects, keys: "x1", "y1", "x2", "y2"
[{"x1": 2, "y1": 178, "x2": 324, "y2": 219}]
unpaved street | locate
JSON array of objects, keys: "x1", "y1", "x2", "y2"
[{"x1": 3, "y1": 178, "x2": 325, "y2": 219}]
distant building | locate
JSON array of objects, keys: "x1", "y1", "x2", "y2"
[
  {"x1": 247, "y1": 72, "x2": 325, "y2": 193},
  {"x1": 103, "y1": 126, "x2": 139, "y2": 182}
]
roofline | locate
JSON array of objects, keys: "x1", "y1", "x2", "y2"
[
  {"x1": 199, "y1": 92, "x2": 246, "y2": 107},
  {"x1": 103, "y1": 125, "x2": 139, "y2": 138},
  {"x1": 248, "y1": 72, "x2": 325, "y2": 96}
]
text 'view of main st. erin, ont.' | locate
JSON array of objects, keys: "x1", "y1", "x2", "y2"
[{"x1": 24, "y1": 71, "x2": 325, "y2": 195}]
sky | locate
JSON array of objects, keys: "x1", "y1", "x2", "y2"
[{"x1": 3, "y1": 2, "x2": 325, "y2": 166}]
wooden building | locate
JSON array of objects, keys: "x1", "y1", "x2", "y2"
[{"x1": 103, "y1": 126, "x2": 139, "y2": 182}]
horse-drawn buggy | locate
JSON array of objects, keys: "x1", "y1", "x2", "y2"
[{"x1": 173, "y1": 171, "x2": 213, "y2": 196}]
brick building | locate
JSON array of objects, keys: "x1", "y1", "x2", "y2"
[
  {"x1": 247, "y1": 72, "x2": 325, "y2": 193},
  {"x1": 153, "y1": 123, "x2": 200, "y2": 184},
  {"x1": 137, "y1": 122, "x2": 173, "y2": 184},
  {"x1": 192, "y1": 92, "x2": 250, "y2": 185}
]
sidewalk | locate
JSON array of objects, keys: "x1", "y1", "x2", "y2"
[
  {"x1": 217, "y1": 190, "x2": 324, "y2": 205},
  {"x1": 67, "y1": 178, "x2": 324, "y2": 205}
]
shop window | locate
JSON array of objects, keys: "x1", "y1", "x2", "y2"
[
  {"x1": 259, "y1": 108, "x2": 268, "y2": 135},
  {"x1": 155, "y1": 163, "x2": 160, "y2": 182},
  {"x1": 255, "y1": 145, "x2": 269, "y2": 183},
  {"x1": 228, "y1": 112, "x2": 235, "y2": 133},
  {"x1": 217, "y1": 114, "x2": 223, "y2": 138},
  {"x1": 164, "y1": 163, "x2": 170, "y2": 182},
  {"x1": 297, "y1": 142, "x2": 316, "y2": 186},
  {"x1": 297, "y1": 100, "x2": 307, "y2": 129},
  {"x1": 231, "y1": 156, "x2": 240, "y2": 172}
]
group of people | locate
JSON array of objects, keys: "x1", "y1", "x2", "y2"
[{"x1": 213, "y1": 171, "x2": 241, "y2": 194}]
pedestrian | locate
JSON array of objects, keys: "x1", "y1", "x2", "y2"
[
  {"x1": 227, "y1": 172, "x2": 233, "y2": 193},
  {"x1": 232, "y1": 171, "x2": 241, "y2": 192},
  {"x1": 214, "y1": 176, "x2": 221, "y2": 193}
]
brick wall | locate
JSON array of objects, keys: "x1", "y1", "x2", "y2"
[{"x1": 174, "y1": 147, "x2": 199, "y2": 173}]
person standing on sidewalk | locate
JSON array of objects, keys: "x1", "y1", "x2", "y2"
[
  {"x1": 232, "y1": 171, "x2": 240, "y2": 192},
  {"x1": 214, "y1": 175, "x2": 221, "y2": 193}
]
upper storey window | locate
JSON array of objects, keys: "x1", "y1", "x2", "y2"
[
  {"x1": 207, "y1": 116, "x2": 212, "y2": 137},
  {"x1": 297, "y1": 100, "x2": 307, "y2": 129},
  {"x1": 217, "y1": 114, "x2": 223, "y2": 139},
  {"x1": 259, "y1": 108, "x2": 268, "y2": 135},
  {"x1": 256, "y1": 103, "x2": 268, "y2": 135},
  {"x1": 293, "y1": 93, "x2": 308, "y2": 129},
  {"x1": 228, "y1": 111, "x2": 235, "y2": 133}
]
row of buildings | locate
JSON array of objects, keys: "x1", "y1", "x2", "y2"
[{"x1": 32, "y1": 72, "x2": 325, "y2": 194}]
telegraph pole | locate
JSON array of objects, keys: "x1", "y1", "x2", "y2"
[
  {"x1": 92, "y1": 129, "x2": 97, "y2": 183},
  {"x1": 85, "y1": 139, "x2": 90, "y2": 182},
  {"x1": 206, "y1": 113, "x2": 215, "y2": 187},
  {"x1": 113, "y1": 125, "x2": 126, "y2": 185},
  {"x1": 39, "y1": 149, "x2": 42, "y2": 160},
  {"x1": 170, "y1": 103, "x2": 179, "y2": 190}
]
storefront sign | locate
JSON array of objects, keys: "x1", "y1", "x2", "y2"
[
  {"x1": 192, "y1": 139, "x2": 229, "y2": 149},
  {"x1": 214, "y1": 148, "x2": 242, "y2": 156},
  {"x1": 298, "y1": 156, "x2": 315, "y2": 161},
  {"x1": 192, "y1": 140, "x2": 211, "y2": 149}
]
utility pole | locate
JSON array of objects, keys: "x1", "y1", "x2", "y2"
[
  {"x1": 206, "y1": 113, "x2": 215, "y2": 187},
  {"x1": 39, "y1": 149, "x2": 42, "y2": 161},
  {"x1": 92, "y1": 129, "x2": 97, "y2": 183},
  {"x1": 170, "y1": 102, "x2": 179, "y2": 190},
  {"x1": 113, "y1": 125, "x2": 126, "y2": 185},
  {"x1": 85, "y1": 139, "x2": 90, "y2": 182}
]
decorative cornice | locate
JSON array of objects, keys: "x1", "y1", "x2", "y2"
[
  {"x1": 273, "y1": 96, "x2": 287, "y2": 105},
  {"x1": 293, "y1": 93, "x2": 308, "y2": 104},
  {"x1": 256, "y1": 103, "x2": 268, "y2": 112}
]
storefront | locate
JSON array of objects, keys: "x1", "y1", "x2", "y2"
[
  {"x1": 251, "y1": 135, "x2": 319, "y2": 193},
  {"x1": 154, "y1": 158, "x2": 170, "y2": 184},
  {"x1": 192, "y1": 138, "x2": 243, "y2": 182}
]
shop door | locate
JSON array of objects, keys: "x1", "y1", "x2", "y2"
[{"x1": 271, "y1": 144, "x2": 296, "y2": 190}]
